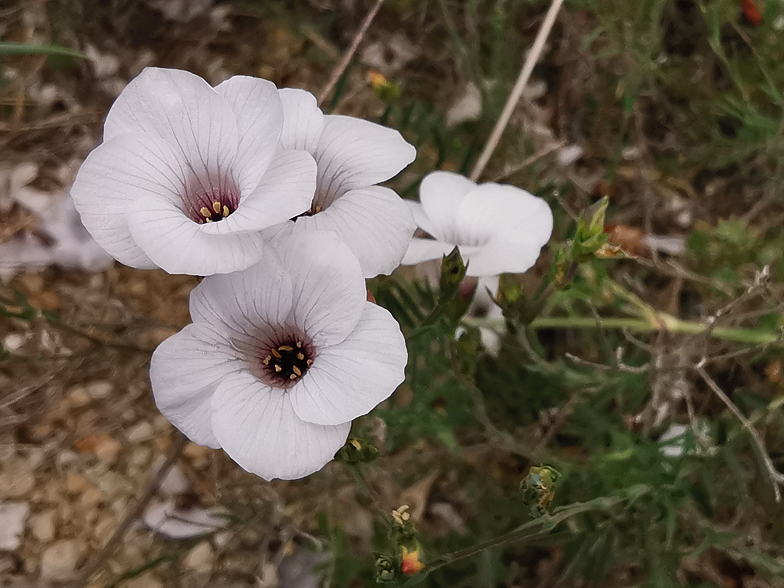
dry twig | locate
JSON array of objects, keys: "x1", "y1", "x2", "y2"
[
  {"x1": 696, "y1": 366, "x2": 784, "y2": 503},
  {"x1": 470, "y1": 0, "x2": 565, "y2": 181},
  {"x1": 72, "y1": 433, "x2": 187, "y2": 587},
  {"x1": 317, "y1": 0, "x2": 386, "y2": 106}
]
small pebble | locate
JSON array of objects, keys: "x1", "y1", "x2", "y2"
[
  {"x1": 182, "y1": 541, "x2": 214, "y2": 574},
  {"x1": 0, "y1": 502, "x2": 30, "y2": 550},
  {"x1": 85, "y1": 381, "x2": 113, "y2": 400},
  {"x1": 30, "y1": 509, "x2": 57, "y2": 542},
  {"x1": 40, "y1": 539, "x2": 82, "y2": 580}
]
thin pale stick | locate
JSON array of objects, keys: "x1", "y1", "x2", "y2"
[
  {"x1": 697, "y1": 366, "x2": 784, "y2": 503},
  {"x1": 72, "y1": 434, "x2": 187, "y2": 587},
  {"x1": 317, "y1": 0, "x2": 386, "y2": 107},
  {"x1": 470, "y1": 0, "x2": 565, "y2": 181}
]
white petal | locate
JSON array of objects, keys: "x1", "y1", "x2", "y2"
[
  {"x1": 127, "y1": 195, "x2": 268, "y2": 275},
  {"x1": 292, "y1": 186, "x2": 414, "y2": 278},
  {"x1": 189, "y1": 247, "x2": 293, "y2": 335},
  {"x1": 401, "y1": 238, "x2": 456, "y2": 265},
  {"x1": 408, "y1": 201, "x2": 441, "y2": 237},
  {"x1": 462, "y1": 230, "x2": 549, "y2": 277},
  {"x1": 103, "y1": 67, "x2": 239, "y2": 194},
  {"x1": 315, "y1": 115, "x2": 416, "y2": 205},
  {"x1": 290, "y1": 302, "x2": 406, "y2": 425},
  {"x1": 211, "y1": 371, "x2": 350, "y2": 481},
  {"x1": 198, "y1": 149, "x2": 316, "y2": 235},
  {"x1": 150, "y1": 322, "x2": 243, "y2": 448},
  {"x1": 215, "y1": 76, "x2": 284, "y2": 194},
  {"x1": 70, "y1": 133, "x2": 188, "y2": 268},
  {"x1": 456, "y1": 183, "x2": 553, "y2": 249},
  {"x1": 418, "y1": 171, "x2": 477, "y2": 241},
  {"x1": 275, "y1": 231, "x2": 366, "y2": 347},
  {"x1": 279, "y1": 88, "x2": 324, "y2": 152},
  {"x1": 143, "y1": 501, "x2": 228, "y2": 540}
]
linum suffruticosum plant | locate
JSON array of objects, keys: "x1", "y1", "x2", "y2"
[{"x1": 68, "y1": 66, "x2": 554, "y2": 573}]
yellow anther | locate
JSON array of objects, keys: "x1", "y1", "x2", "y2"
[
  {"x1": 289, "y1": 374, "x2": 298, "y2": 380},
  {"x1": 296, "y1": 341, "x2": 302, "y2": 348},
  {"x1": 314, "y1": 205, "x2": 323, "y2": 213},
  {"x1": 296, "y1": 352, "x2": 305, "y2": 360},
  {"x1": 349, "y1": 438, "x2": 362, "y2": 450},
  {"x1": 200, "y1": 206, "x2": 211, "y2": 218},
  {"x1": 205, "y1": 219, "x2": 213, "y2": 223},
  {"x1": 292, "y1": 366, "x2": 302, "y2": 377},
  {"x1": 212, "y1": 201, "x2": 221, "y2": 214},
  {"x1": 306, "y1": 359, "x2": 313, "y2": 366},
  {"x1": 263, "y1": 355, "x2": 271, "y2": 365},
  {"x1": 274, "y1": 365, "x2": 282, "y2": 372},
  {"x1": 271, "y1": 349, "x2": 282, "y2": 359},
  {"x1": 223, "y1": 205, "x2": 230, "y2": 217},
  {"x1": 278, "y1": 345, "x2": 294, "y2": 352}
]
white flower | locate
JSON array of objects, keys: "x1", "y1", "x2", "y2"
[
  {"x1": 401, "y1": 171, "x2": 554, "y2": 277},
  {"x1": 71, "y1": 67, "x2": 317, "y2": 276},
  {"x1": 150, "y1": 231, "x2": 407, "y2": 480},
  {"x1": 267, "y1": 88, "x2": 417, "y2": 278}
]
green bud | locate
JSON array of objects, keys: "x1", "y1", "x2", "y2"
[
  {"x1": 572, "y1": 197, "x2": 610, "y2": 262},
  {"x1": 335, "y1": 437, "x2": 380, "y2": 465},
  {"x1": 520, "y1": 465, "x2": 561, "y2": 517},
  {"x1": 439, "y1": 247, "x2": 467, "y2": 295},
  {"x1": 374, "y1": 554, "x2": 398, "y2": 583}
]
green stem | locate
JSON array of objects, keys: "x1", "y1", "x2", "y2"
[
  {"x1": 465, "y1": 315, "x2": 781, "y2": 346},
  {"x1": 400, "y1": 486, "x2": 650, "y2": 586}
]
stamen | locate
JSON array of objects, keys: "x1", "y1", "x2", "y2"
[
  {"x1": 212, "y1": 201, "x2": 221, "y2": 214},
  {"x1": 223, "y1": 205, "x2": 230, "y2": 217},
  {"x1": 263, "y1": 339, "x2": 312, "y2": 384},
  {"x1": 205, "y1": 219, "x2": 213, "y2": 223},
  {"x1": 314, "y1": 205, "x2": 323, "y2": 213},
  {"x1": 200, "y1": 206, "x2": 211, "y2": 218}
]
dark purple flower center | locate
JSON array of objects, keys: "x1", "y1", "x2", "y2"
[
  {"x1": 190, "y1": 194, "x2": 237, "y2": 224},
  {"x1": 262, "y1": 340, "x2": 313, "y2": 384}
]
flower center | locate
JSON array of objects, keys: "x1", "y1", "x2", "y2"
[
  {"x1": 262, "y1": 340, "x2": 312, "y2": 383},
  {"x1": 196, "y1": 199, "x2": 235, "y2": 224}
]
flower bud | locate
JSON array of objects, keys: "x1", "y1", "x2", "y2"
[
  {"x1": 335, "y1": 437, "x2": 380, "y2": 465},
  {"x1": 572, "y1": 197, "x2": 610, "y2": 262},
  {"x1": 401, "y1": 545, "x2": 425, "y2": 576},
  {"x1": 520, "y1": 465, "x2": 561, "y2": 517}
]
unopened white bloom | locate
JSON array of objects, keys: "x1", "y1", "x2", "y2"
[
  {"x1": 150, "y1": 231, "x2": 407, "y2": 480},
  {"x1": 267, "y1": 89, "x2": 416, "y2": 278},
  {"x1": 402, "y1": 171, "x2": 553, "y2": 277},
  {"x1": 71, "y1": 68, "x2": 317, "y2": 276}
]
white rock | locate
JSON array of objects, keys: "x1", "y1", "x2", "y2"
[
  {"x1": 2, "y1": 333, "x2": 28, "y2": 352},
  {"x1": 158, "y1": 464, "x2": 190, "y2": 496},
  {"x1": 30, "y1": 509, "x2": 56, "y2": 542},
  {"x1": 40, "y1": 539, "x2": 82, "y2": 580},
  {"x1": 182, "y1": 541, "x2": 214, "y2": 574},
  {"x1": 446, "y1": 82, "x2": 482, "y2": 128},
  {"x1": 126, "y1": 421, "x2": 154, "y2": 442},
  {"x1": 85, "y1": 380, "x2": 113, "y2": 399},
  {"x1": 0, "y1": 502, "x2": 30, "y2": 550},
  {"x1": 556, "y1": 144, "x2": 584, "y2": 167}
]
